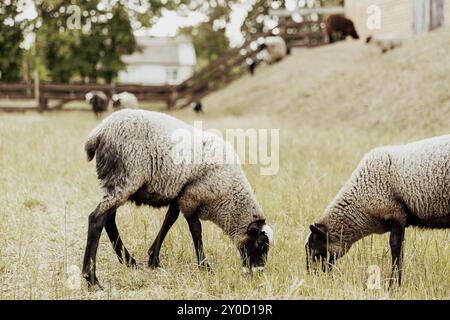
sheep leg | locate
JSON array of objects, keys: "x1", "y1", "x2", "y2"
[
  {"x1": 186, "y1": 213, "x2": 212, "y2": 273},
  {"x1": 82, "y1": 193, "x2": 128, "y2": 290},
  {"x1": 82, "y1": 207, "x2": 109, "y2": 290},
  {"x1": 389, "y1": 221, "x2": 405, "y2": 287},
  {"x1": 105, "y1": 209, "x2": 137, "y2": 268},
  {"x1": 148, "y1": 202, "x2": 180, "y2": 269}
]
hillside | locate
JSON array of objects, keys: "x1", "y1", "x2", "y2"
[{"x1": 201, "y1": 27, "x2": 450, "y2": 132}]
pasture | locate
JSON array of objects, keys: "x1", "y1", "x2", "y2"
[{"x1": 0, "y1": 28, "x2": 449, "y2": 299}]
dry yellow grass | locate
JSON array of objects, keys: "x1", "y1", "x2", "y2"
[{"x1": 0, "y1": 27, "x2": 449, "y2": 299}]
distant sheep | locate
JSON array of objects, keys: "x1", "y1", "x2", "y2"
[
  {"x1": 306, "y1": 135, "x2": 450, "y2": 286},
  {"x1": 326, "y1": 14, "x2": 360, "y2": 43},
  {"x1": 85, "y1": 91, "x2": 108, "y2": 117},
  {"x1": 112, "y1": 91, "x2": 139, "y2": 110},
  {"x1": 248, "y1": 59, "x2": 257, "y2": 76},
  {"x1": 261, "y1": 36, "x2": 288, "y2": 64},
  {"x1": 193, "y1": 101, "x2": 203, "y2": 113},
  {"x1": 366, "y1": 34, "x2": 402, "y2": 53},
  {"x1": 82, "y1": 109, "x2": 274, "y2": 289}
]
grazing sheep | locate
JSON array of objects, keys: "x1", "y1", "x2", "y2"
[
  {"x1": 111, "y1": 91, "x2": 139, "y2": 110},
  {"x1": 85, "y1": 91, "x2": 108, "y2": 117},
  {"x1": 193, "y1": 101, "x2": 203, "y2": 113},
  {"x1": 248, "y1": 59, "x2": 257, "y2": 76},
  {"x1": 306, "y1": 135, "x2": 450, "y2": 286},
  {"x1": 326, "y1": 14, "x2": 360, "y2": 43},
  {"x1": 260, "y1": 36, "x2": 288, "y2": 64},
  {"x1": 82, "y1": 109, "x2": 274, "y2": 289},
  {"x1": 366, "y1": 34, "x2": 402, "y2": 53}
]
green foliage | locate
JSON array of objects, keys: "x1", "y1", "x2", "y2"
[
  {"x1": 182, "y1": 1, "x2": 234, "y2": 67},
  {"x1": 33, "y1": 0, "x2": 191, "y2": 83},
  {"x1": 35, "y1": 1, "x2": 138, "y2": 83},
  {"x1": 0, "y1": 1, "x2": 27, "y2": 82},
  {"x1": 241, "y1": 0, "x2": 344, "y2": 39}
]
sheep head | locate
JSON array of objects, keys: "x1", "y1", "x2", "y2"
[
  {"x1": 305, "y1": 223, "x2": 349, "y2": 273},
  {"x1": 240, "y1": 220, "x2": 274, "y2": 273}
]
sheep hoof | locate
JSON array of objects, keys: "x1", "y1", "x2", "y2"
[
  {"x1": 388, "y1": 277, "x2": 401, "y2": 290},
  {"x1": 199, "y1": 262, "x2": 213, "y2": 274},
  {"x1": 126, "y1": 258, "x2": 138, "y2": 269},
  {"x1": 86, "y1": 280, "x2": 104, "y2": 291},
  {"x1": 148, "y1": 260, "x2": 161, "y2": 269}
]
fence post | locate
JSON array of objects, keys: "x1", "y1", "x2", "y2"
[
  {"x1": 166, "y1": 87, "x2": 178, "y2": 109},
  {"x1": 38, "y1": 83, "x2": 48, "y2": 112},
  {"x1": 34, "y1": 70, "x2": 40, "y2": 108}
]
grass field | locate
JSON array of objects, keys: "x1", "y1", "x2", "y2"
[{"x1": 0, "y1": 28, "x2": 449, "y2": 300}]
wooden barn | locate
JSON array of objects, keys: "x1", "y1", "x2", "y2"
[{"x1": 345, "y1": 0, "x2": 450, "y2": 38}]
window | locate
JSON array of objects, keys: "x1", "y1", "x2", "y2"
[{"x1": 166, "y1": 68, "x2": 178, "y2": 84}]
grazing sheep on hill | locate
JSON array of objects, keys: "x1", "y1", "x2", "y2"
[
  {"x1": 306, "y1": 135, "x2": 450, "y2": 286},
  {"x1": 112, "y1": 91, "x2": 139, "y2": 110},
  {"x1": 326, "y1": 14, "x2": 360, "y2": 43},
  {"x1": 366, "y1": 34, "x2": 402, "y2": 53},
  {"x1": 82, "y1": 109, "x2": 274, "y2": 289},
  {"x1": 85, "y1": 91, "x2": 108, "y2": 117},
  {"x1": 193, "y1": 101, "x2": 203, "y2": 113},
  {"x1": 261, "y1": 36, "x2": 288, "y2": 64}
]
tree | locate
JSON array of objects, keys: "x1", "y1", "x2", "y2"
[
  {"x1": 241, "y1": 0, "x2": 344, "y2": 39},
  {"x1": 0, "y1": 1, "x2": 27, "y2": 82},
  {"x1": 182, "y1": 1, "x2": 234, "y2": 67},
  {"x1": 34, "y1": 0, "x2": 191, "y2": 83}
]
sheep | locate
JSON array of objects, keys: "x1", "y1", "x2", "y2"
[
  {"x1": 85, "y1": 91, "x2": 108, "y2": 117},
  {"x1": 248, "y1": 59, "x2": 257, "y2": 76},
  {"x1": 82, "y1": 109, "x2": 274, "y2": 289},
  {"x1": 306, "y1": 135, "x2": 450, "y2": 286},
  {"x1": 366, "y1": 33, "x2": 402, "y2": 53},
  {"x1": 193, "y1": 101, "x2": 203, "y2": 113},
  {"x1": 326, "y1": 14, "x2": 360, "y2": 43},
  {"x1": 111, "y1": 91, "x2": 139, "y2": 110},
  {"x1": 260, "y1": 36, "x2": 288, "y2": 65}
]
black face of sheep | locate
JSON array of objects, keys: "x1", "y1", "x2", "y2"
[
  {"x1": 240, "y1": 221, "x2": 272, "y2": 272},
  {"x1": 305, "y1": 224, "x2": 336, "y2": 272},
  {"x1": 85, "y1": 91, "x2": 108, "y2": 117},
  {"x1": 112, "y1": 98, "x2": 121, "y2": 110},
  {"x1": 193, "y1": 101, "x2": 203, "y2": 113}
]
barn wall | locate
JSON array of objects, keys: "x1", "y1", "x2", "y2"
[{"x1": 345, "y1": 0, "x2": 414, "y2": 39}]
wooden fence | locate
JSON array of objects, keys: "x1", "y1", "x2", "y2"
[{"x1": 0, "y1": 20, "x2": 328, "y2": 113}]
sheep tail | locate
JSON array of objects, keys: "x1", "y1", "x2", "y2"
[{"x1": 85, "y1": 128, "x2": 102, "y2": 162}]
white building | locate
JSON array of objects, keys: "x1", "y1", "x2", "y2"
[
  {"x1": 345, "y1": 0, "x2": 450, "y2": 39},
  {"x1": 119, "y1": 35, "x2": 197, "y2": 85}
]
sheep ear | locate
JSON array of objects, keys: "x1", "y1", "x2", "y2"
[{"x1": 309, "y1": 224, "x2": 326, "y2": 237}]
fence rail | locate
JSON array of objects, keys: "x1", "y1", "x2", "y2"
[{"x1": 0, "y1": 19, "x2": 328, "y2": 113}]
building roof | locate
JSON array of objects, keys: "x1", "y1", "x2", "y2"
[{"x1": 122, "y1": 35, "x2": 196, "y2": 67}]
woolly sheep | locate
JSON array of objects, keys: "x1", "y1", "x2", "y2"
[
  {"x1": 82, "y1": 109, "x2": 274, "y2": 289},
  {"x1": 326, "y1": 14, "x2": 360, "y2": 43},
  {"x1": 306, "y1": 135, "x2": 450, "y2": 286},
  {"x1": 366, "y1": 33, "x2": 402, "y2": 53},
  {"x1": 112, "y1": 91, "x2": 139, "y2": 110},
  {"x1": 85, "y1": 91, "x2": 108, "y2": 117},
  {"x1": 261, "y1": 36, "x2": 288, "y2": 65}
]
